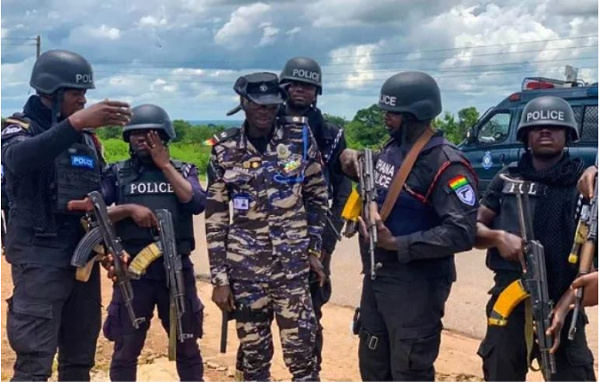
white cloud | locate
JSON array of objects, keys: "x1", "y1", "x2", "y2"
[
  {"x1": 328, "y1": 42, "x2": 384, "y2": 89},
  {"x1": 258, "y1": 23, "x2": 279, "y2": 47},
  {"x1": 214, "y1": 3, "x2": 272, "y2": 49},
  {"x1": 137, "y1": 15, "x2": 168, "y2": 28},
  {"x1": 88, "y1": 25, "x2": 121, "y2": 40},
  {"x1": 285, "y1": 27, "x2": 301, "y2": 36}
]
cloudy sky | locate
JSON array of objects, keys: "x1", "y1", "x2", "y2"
[{"x1": 1, "y1": 0, "x2": 598, "y2": 121}]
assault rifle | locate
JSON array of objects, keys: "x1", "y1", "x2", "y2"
[
  {"x1": 567, "y1": 175, "x2": 597, "y2": 340},
  {"x1": 84, "y1": 191, "x2": 145, "y2": 329},
  {"x1": 156, "y1": 209, "x2": 193, "y2": 360},
  {"x1": 359, "y1": 149, "x2": 381, "y2": 280},
  {"x1": 341, "y1": 149, "x2": 381, "y2": 279},
  {"x1": 490, "y1": 174, "x2": 556, "y2": 380}
]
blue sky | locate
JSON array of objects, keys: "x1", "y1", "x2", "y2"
[{"x1": 1, "y1": 0, "x2": 598, "y2": 121}]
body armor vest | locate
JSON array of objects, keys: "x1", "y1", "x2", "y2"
[
  {"x1": 363, "y1": 137, "x2": 455, "y2": 279},
  {"x1": 114, "y1": 159, "x2": 195, "y2": 255},
  {"x1": 54, "y1": 133, "x2": 102, "y2": 213},
  {"x1": 486, "y1": 164, "x2": 540, "y2": 273}
]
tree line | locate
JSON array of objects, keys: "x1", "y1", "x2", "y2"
[{"x1": 3, "y1": 105, "x2": 481, "y2": 175}]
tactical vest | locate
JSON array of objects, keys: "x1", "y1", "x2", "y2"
[
  {"x1": 361, "y1": 138, "x2": 460, "y2": 281},
  {"x1": 486, "y1": 164, "x2": 540, "y2": 273},
  {"x1": 3, "y1": 114, "x2": 102, "y2": 236},
  {"x1": 114, "y1": 159, "x2": 195, "y2": 255},
  {"x1": 54, "y1": 134, "x2": 103, "y2": 213}
]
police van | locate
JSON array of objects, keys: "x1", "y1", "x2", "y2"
[{"x1": 459, "y1": 77, "x2": 598, "y2": 194}]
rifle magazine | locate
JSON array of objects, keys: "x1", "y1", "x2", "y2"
[
  {"x1": 128, "y1": 242, "x2": 163, "y2": 279},
  {"x1": 488, "y1": 279, "x2": 530, "y2": 326}
]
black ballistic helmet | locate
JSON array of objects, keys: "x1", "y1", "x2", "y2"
[
  {"x1": 280, "y1": 57, "x2": 322, "y2": 94},
  {"x1": 517, "y1": 96, "x2": 579, "y2": 143},
  {"x1": 123, "y1": 104, "x2": 176, "y2": 142},
  {"x1": 30, "y1": 50, "x2": 95, "y2": 94},
  {"x1": 377, "y1": 71, "x2": 442, "y2": 121}
]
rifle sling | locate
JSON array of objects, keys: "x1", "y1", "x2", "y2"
[{"x1": 380, "y1": 127, "x2": 435, "y2": 222}]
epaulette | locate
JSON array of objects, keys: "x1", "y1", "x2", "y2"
[
  {"x1": 2, "y1": 113, "x2": 30, "y2": 130},
  {"x1": 204, "y1": 127, "x2": 241, "y2": 146}
]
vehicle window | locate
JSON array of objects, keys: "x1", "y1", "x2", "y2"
[
  {"x1": 581, "y1": 106, "x2": 598, "y2": 142},
  {"x1": 477, "y1": 112, "x2": 511, "y2": 144},
  {"x1": 571, "y1": 106, "x2": 583, "y2": 130}
]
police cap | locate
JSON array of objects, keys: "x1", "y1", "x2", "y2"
[
  {"x1": 123, "y1": 104, "x2": 176, "y2": 142},
  {"x1": 280, "y1": 57, "x2": 322, "y2": 94},
  {"x1": 377, "y1": 71, "x2": 442, "y2": 121},
  {"x1": 30, "y1": 50, "x2": 95, "y2": 94},
  {"x1": 517, "y1": 96, "x2": 579, "y2": 142},
  {"x1": 226, "y1": 72, "x2": 287, "y2": 115}
]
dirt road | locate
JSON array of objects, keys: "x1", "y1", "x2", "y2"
[
  {"x1": 0, "y1": 257, "x2": 501, "y2": 381},
  {"x1": 1, "y1": 213, "x2": 597, "y2": 381}
]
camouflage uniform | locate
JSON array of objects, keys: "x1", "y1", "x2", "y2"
[{"x1": 206, "y1": 118, "x2": 328, "y2": 381}]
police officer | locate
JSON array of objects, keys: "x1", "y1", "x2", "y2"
[
  {"x1": 279, "y1": 57, "x2": 351, "y2": 369},
  {"x1": 475, "y1": 96, "x2": 595, "y2": 381},
  {"x1": 340, "y1": 71, "x2": 478, "y2": 381},
  {"x1": 206, "y1": 72, "x2": 328, "y2": 381},
  {"x1": 1, "y1": 49, "x2": 131, "y2": 381},
  {"x1": 230, "y1": 57, "x2": 351, "y2": 375},
  {"x1": 100, "y1": 104, "x2": 206, "y2": 381}
]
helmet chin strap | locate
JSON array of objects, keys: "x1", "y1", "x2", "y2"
[{"x1": 50, "y1": 89, "x2": 64, "y2": 125}]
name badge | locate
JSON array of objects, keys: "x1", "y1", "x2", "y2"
[{"x1": 233, "y1": 194, "x2": 250, "y2": 210}]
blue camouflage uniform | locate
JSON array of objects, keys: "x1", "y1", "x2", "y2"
[{"x1": 206, "y1": 116, "x2": 329, "y2": 381}]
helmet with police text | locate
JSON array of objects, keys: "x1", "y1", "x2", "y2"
[
  {"x1": 30, "y1": 50, "x2": 95, "y2": 94},
  {"x1": 517, "y1": 96, "x2": 579, "y2": 143},
  {"x1": 377, "y1": 71, "x2": 442, "y2": 121},
  {"x1": 280, "y1": 57, "x2": 322, "y2": 94},
  {"x1": 122, "y1": 104, "x2": 176, "y2": 142}
]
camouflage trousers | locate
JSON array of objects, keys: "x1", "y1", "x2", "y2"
[{"x1": 232, "y1": 271, "x2": 318, "y2": 381}]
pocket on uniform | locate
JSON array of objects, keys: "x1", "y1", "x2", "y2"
[
  {"x1": 565, "y1": 345, "x2": 594, "y2": 367},
  {"x1": 407, "y1": 333, "x2": 441, "y2": 372},
  {"x1": 477, "y1": 338, "x2": 494, "y2": 360},
  {"x1": 102, "y1": 302, "x2": 122, "y2": 342},
  {"x1": 7, "y1": 297, "x2": 54, "y2": 354},
  {"x1": 190, "y1": 297, "x2": 204, "y2": 339}
]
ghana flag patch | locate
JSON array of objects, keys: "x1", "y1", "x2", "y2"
[{"x1": 448, "y1": 175, "x2": 476, "y2": 206}]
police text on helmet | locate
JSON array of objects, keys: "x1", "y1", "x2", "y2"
[
  {"x1": 75, "y1": 74, "x2": 93, "y2": 84},
  {"x1": 526, "y1": 110, "x2": 565, "y2": 123},
  {"x1": 380, "y1": 94, "x2": 397, "y2": 107},
  {"x1": 292, "y1": 69, "x2": 320, "y2": 82}
]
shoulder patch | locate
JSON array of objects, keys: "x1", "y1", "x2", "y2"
[
  {"x1": 204, "y1": 127, "x2": 241, "y2": 146},
  {"x1": 448, "y1": 175, "x2": 476, "y2": 206},
  {"x1": 1, "y1": 124, "x2": 30, "y2": 139},
  {"x1": 3, "y1": 113, "x2": 30, "y2": 131}
]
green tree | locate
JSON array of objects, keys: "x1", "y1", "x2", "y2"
[
  {"x1": 96, "y1": 125, "x2": 122, "y2": 140},
  {"x1": 434, "y1": 107, "x2": 479, "y2": 144},
  {"x1": 323, "y1": 113, "x2": 348, "y2": 127},
  {"x1": 345, "y1": 104, "x2": 387, "y2": 148},
  {"x1": 457, "y1": 106, "x2": 479, "y2": 143}
]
